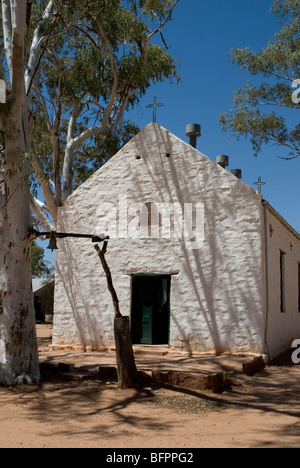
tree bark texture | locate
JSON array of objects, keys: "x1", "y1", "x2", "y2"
[
  {"x1": 94, "y1": 243, "x2": 122, "y2": 318},
  {"x1": 0, "y1": 118, "x2": 40, "y2": 385},
  {"x1": 114, "y1": 316, "x2": 138, "y2": 390},
  {"x1": 0, "y1": 0, "x2": 58, "y2": 385}
]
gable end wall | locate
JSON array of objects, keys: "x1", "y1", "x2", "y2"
[{"x1": 53, "y1": 123, "x2": 265, "y2": 354}]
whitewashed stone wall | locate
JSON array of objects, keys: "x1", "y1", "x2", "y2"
[
  {"x1": 265, "y1": 206, "x2": 300, "y2": 356},
  {"x1": 53, "y1": 123, "x2": 265, "y2": 354}
]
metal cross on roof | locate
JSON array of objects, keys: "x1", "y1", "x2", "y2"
[
  {"x1": 146, "y1": 96, "x2": 164, "y2": 123},
  {"x1": 254, "y1": 176, "x2": 266, "y2": 194}
]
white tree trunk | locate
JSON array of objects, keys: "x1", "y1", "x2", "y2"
[
  {"x1": 0, "y1": 121, "x2": 40, "y2": 385},
  {"x1": 0, "y1": 0, "x2": 40, "y2": 385}
]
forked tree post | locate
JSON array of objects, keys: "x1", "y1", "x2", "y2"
[{"x1": 94, "y1": 242, "x2": 137, "y2": 389}]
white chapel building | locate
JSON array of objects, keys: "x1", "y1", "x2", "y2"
[{"x1": 53, "y1": 123, "x2": 300, "y2": 358}]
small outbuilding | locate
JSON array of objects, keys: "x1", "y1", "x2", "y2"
[{"x1": 33, "y1": 278, "x2": 54, "y2": 323}]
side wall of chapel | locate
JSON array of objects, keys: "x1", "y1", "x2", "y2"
[{"x1": 265, "y1": 208, "x2": 300, "y2": 357}]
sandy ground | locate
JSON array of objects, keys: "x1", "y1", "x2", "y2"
[{"x1": 0, "y1": 328, "x2": 299, "y2": 449}]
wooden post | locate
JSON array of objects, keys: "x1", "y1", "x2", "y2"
[
  {"x1": 114, "y1": 316, "x2": 138, "y2": 389},
  {"x1": 94, "y1": 243, "x2": 137, "y2": 389},
  {"x1": 94, "y1": 242, "x2": 122, "y2": 319}
]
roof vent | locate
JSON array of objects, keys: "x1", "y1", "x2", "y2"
[
  {"x1": 231, "y1": 169, "x2": 242, "y2": 179},
  {"x1": 186, "y1": 124, "x2": 201, "y2": 149},
  {"x1": 216, "y1": 155, "x2": 229, "y2": 169}
]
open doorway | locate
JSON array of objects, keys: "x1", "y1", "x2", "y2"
[{"x1": 131, "y1": 275, "x2": 171, "y2": 345}]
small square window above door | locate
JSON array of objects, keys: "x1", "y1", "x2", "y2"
[{"x1": 131, "y1": 275, "x2": 171, "y2": 345}]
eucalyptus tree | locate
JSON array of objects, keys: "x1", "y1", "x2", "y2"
[
  {"x1": 0, "y1": 0, "x2": 57, "y2": 385},
  {"x1": 31, "y1": 240, "x2": 54, "y2": 278},
  {"x1": 220, "y1": 0, "x2": 300, "y2": 160},
  {"x1": 30, "y1": 0, "x2": 179, "y2": 229},
  {"x1": 0, "y1": 0, "x2": 179, "y2": 385}
]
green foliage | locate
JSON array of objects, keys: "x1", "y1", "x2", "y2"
[
  {"x1": 29, "y1": 0, "x2": 179, "y2": 198},
  {"x1": 220, "y1": 0, "x2": 300, "y2": 159},
  {"x1": 31, "y1": 240, "x2": 54, "y2": 278},
  {"x1": 72, "y1": 121, "x2": 140, "y2": 189}
]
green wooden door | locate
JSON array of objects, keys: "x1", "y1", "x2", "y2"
[{"x1": 131, "y1": 276, "x2": 170, "y2": 345}]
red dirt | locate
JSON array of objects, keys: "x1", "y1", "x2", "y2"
[{"x1": 0, "y1": 330, "x2": 299, "y2": 448}]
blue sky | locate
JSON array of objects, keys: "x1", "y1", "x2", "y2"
[
  {"x1": 126, "y1": 0, "x2": 299, "y2": 228},
  {"x1": 43, "y1": 0, "x2": 299, "y2": 266}
]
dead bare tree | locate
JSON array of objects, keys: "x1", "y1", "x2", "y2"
[{"x1": 94, "y1": 242, "x2": 137, "y2": 389}]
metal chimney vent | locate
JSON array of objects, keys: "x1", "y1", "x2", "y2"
[
  {"x1": 231, "y1": 169, "x2": 242, "y2": 179},
  {"x1": 186, "y1": 124, "x2": 201, "y2": 149},
  {"x1": 216, "y1": 155, "x2": 229, "y2": 169}
]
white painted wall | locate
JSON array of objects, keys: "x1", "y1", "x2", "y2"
[
  {"x1": 265, "y1": 207, "x2": 300, "y2": 356},
  {"x1": 53, "y1": 123, "x2": 265, "y2": 354}
]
